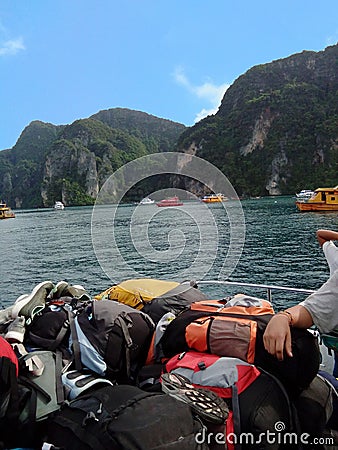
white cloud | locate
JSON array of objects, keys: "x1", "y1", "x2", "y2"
[
  {"x1": 173, "y1": 66, "x2": 230, "y2": 123},
  {"x1": 326, "y1": 34, "x2": 338, "y2": 46},
  {"x1": 0, "y1": 37, "x2": 25, "y2": 56},
  {"x1": 194, "y1": 107, "x2": 219, "y2": 123}
]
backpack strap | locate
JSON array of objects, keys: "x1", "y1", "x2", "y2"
[
  {"x1": 68, "y1": 310, "x2": 82, "y2": 371},
  {"x1": 55, "y1": 349, "x2": 65, "y2": 404},
  {"x1": 231, "y1": 384, "x2": 242, "y2": 450},
  {"x1": 49, "y1": 311, "x2": 70, "y2": 352},
  {"x1": 115, "y1": 312, "x2": 134, "y2": 378}
]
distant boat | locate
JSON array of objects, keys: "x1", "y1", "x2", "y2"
[
  {"x1": 295, "y1": 189, "x2": 315, "y2": 200},
  {"x1": 139, "y1": 197, "x2": 155, "y2": 205},
  {"x1": 201, "y1": 193, "x2": 228, "y2": 203},
  {"x1": 0, "y1": 202, "x2": 15, "y2": 219},
  {"x1": 296, "y1": 186, "x2": 338, "y2": 211},
  {"x1": 54, "y1": 201, "x2": 65, "y2": 210},
  {"x1": 156, "y1": 196, "x2": 183, "y2": 207}
]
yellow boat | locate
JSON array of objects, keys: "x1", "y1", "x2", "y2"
[
  {"x1": 201, "y1": 193, "x2": 228, "y2": 203},
  {"x1": 0, "y1": 202, "x2": 15, "y2": 219},
  {"x1": 296, "y1": 186, "x2": 338, "y2": 211}
]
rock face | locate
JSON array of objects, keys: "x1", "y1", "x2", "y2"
[
  {"x1": 239, "y1": 108, "x2": 277, "y2": 156},
  {"x1": 177, "y1": 44, "x2": 338, "y2": 197},
  {"x1": 41, "y1": 139, "x2": 99, "y2": 205},
  {"x1": 0, "y1": 111, "x2": 185, "y2": 208}
]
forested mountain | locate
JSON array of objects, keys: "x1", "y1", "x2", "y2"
[
  {"x1": 177, "y1": 44, "x2": 338, "y2": 196},
  {"x1": 0, "y1": 111, "x2": 185, "y2": 208},
  {"x1": 1, "y1": 43, "x2": 337, "y2": 207},
  {"x1": 91, "y1": 108, "x2": 186, "y2": 154}
]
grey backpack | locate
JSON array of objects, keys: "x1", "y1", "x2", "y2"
[{"x1": 72, "y1": 300, "x2": 155, "y2": 383}]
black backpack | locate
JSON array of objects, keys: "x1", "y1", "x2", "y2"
[
  {"x1": 45, "y1": 384, "x2": 208, "y2": 450},
  {"x1": 25, "y1": 305, "x2": 71, "y2": 352}
]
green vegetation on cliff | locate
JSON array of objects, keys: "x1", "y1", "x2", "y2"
[
  {"x1": 0, "y1": 112, "x2": 184, "y2": 208},
  {"x1": 177, "y1": 45, "x2": 338, "y2": 196}
]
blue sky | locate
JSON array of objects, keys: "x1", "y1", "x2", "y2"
[{"x1": 1, "y1": 0, "x2": 337, "y2": 151}]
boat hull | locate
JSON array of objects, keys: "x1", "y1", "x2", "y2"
[
  {"x1": 156, "y1": 196, "x2": 183, "y2": 207},
  {"x1": 156, "y1": 202, "x2": 183, "y2": 207},
  {"x1": 139, "y1": 198, "x2": 154, "y2": 205},
  {"x1": 296, "y1": 201, "x2": 338, "y2": 211},
  {"x1": 201, "y1": 194, "x2": 227, "y2": 203},
  {"x1": 202, "y1": 198, "x2": 223, "y2": 203},
  {"x1": 0, "y1": 213, "x2": 15, "y2": 219}
]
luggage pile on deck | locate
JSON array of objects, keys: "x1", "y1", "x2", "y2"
[{"x1": 0, "y1": 279, "x2": 337, "y2": 450}]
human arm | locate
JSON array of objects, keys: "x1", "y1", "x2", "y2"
[
  {"x1": 316, "y1": 229, "x2": 338, "y2": 247},
  {"x1": 263, "y1": 305, "x2": 314, "y2": 361}
]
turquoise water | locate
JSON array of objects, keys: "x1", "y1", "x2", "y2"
[{"x1": 1, "y1": 196, "x2": 338, "y2": 309}]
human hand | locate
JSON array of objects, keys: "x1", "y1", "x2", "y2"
[{"x1": 263, "y1": 314, "x2": 293, "y2": 361}]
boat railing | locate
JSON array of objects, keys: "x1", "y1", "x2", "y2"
[{"x1": 197, "y1": 280, "x2": 315, "y2": 303}]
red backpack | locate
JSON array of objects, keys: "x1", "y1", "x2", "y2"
[
  {"x1": 0, "y1": 336, "x2": 19, "y2": 443},
  {"x1": 164, "y1": 351, "x2": 294, "y2": 450}
]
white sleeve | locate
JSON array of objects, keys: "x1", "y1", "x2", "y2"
[
  {"x1": 300, "y1": 270, "x2": 338, "y2": 333},
  {"x1": 322, "y1": 241, "x2": 338, "y2": 276}
]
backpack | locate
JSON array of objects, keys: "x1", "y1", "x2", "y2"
[
  {"x1": 293, "y1": 373, "x2": 335, "y2": 438},
  {"x1": 0, "y1": 346, "x2": 66, "y2": 449},
  {"x1": 73, "y1": 300, "x2": 155, "y2": 383},
  {"x1": 142, "y1": 281, "x2": 208, "y2": 324},
  {"x1": 94, "y1": 278, "x2": 207, "y2": 324},
  {"x1": 161, "y1": 295, "x2": 274, "y2": 363},
  {"x1": 186, "y1": 296, "x2": 274, "y2": 363},
  {"x1": 16, "y1": 348, "x2": 65, "y2": 422},
  {"x1": 318, "y1": 370, "x2": 338, "y2": 431},
  {"x1": 45, "y1": 384, "x2": 208, "y2": 450},
  {"x1": 25, "y1": 305, "x2": 72, "y2": 353},
  {"x1": 161, "y1": 295, "x2": 320, "y2": 397},
  {"x1": 0, "y1": 336, "x2": 19, "y2": 447},
  {"x1": 164, "y1": 351, "x2": 295, "y2": 450},
  {"x1": 0, "y1": 336, "x2": 18, "y2": 414}
]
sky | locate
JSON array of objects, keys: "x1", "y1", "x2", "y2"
[{"x1": 1, "y1": 0, "x2": 337, "y2": 151}]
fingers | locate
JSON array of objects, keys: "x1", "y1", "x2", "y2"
[
  {"x1": 284, "y1": 329, "x2": 293, "y2": 358},
  {"x1": 263, "y1": 315, "x2": 293, "y2": 361},
  {"x1": 263, "y1": 332, "x2": 285, "y2": 361}
]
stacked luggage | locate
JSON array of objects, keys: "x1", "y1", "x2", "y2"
[{"x1": 0, "y1": 279, "x2": 336, "y2": 449}]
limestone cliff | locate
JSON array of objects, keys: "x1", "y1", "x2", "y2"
[
  {"x1": 0, "y1": 112, "x2": 185, "y2": 208},
  {"x1": 41, "y1": 139, "x2": 99, "y2": 206},
  {"x1": 177, "y1": 44, "x2": 338, "y2": 197}
]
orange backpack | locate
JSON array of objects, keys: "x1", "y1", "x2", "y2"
[{"x1": 162, "y1": 294, "x2": 274, "y2": 364}]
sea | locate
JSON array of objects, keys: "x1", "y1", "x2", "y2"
[{"x1": 1, "y1": 195, "x2": 338, "y2": 310}]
